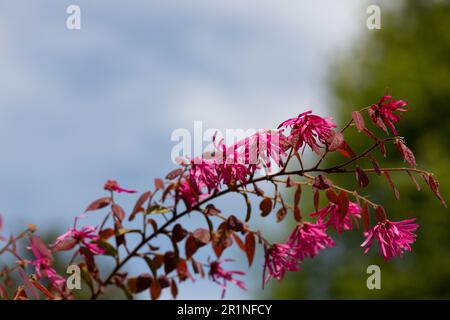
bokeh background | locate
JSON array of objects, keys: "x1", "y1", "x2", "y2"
[{"x1": 0, "y1": 0, "x2": 449, "y2": 299}]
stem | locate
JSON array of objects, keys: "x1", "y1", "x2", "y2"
[
  {"x1": 302, "y1": 173, "x2": 379, "y2": 208},
  {"x1": 320, "y1": 167, "x2": 430, "y2": 176}
]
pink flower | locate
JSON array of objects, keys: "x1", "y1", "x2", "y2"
[
  {"x1": 213, "y1": 140, "x2": 254, "y2": 186},
  {"x1": 311, "y1": 201, "x2": 361, "y2": 234},
  {"x1": 216, "y1": 161, "x2": 252, "y2": 186},
  {"x1": 103, "y1": 180, "x2": 137, "y2": 194},
  {"x1": 27, "y1": 236, "x2": 65, "y2": 289},
  {"x1": 287, "y1": 222, "x2": 335, "y2": 260},
  {"x1": 208, "y1": 259, "x2": 246, "y2": 298},
  {"x1": 263, "y1": 243, "x2": 301, "y2": 284},
  {"x1": 369, "y1": 95, "x2": 408, "y2": 135},
  {"x1": 361, "y1": 218, "x2": 419, "y2": 261},
  {"x1": 52, "y1": 225, "x2": 105, "y2": 255},
  {"x1": 189, "y1": 158, "x2": 219, "y2": 193},
  {"x1": 177, "y1": 178, "x2": 202, "y2": 210},
  {"x1": 234, "y1": 130, "x2": 288, "y2": 169},
  {"x1": 278, "y1": 111, "x2": 336, "y2": 154}
]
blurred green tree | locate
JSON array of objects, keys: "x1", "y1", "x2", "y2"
[{"x1": 272, "y1": 0, "x2": 450, "y2": 299}]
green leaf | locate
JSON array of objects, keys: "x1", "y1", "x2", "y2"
[
  {"x1": 146, "y1": 204, "x2": 170, "y2": 215},
  {"x1": 97, "y1": 239, "x2": 117, "y2": 256},
  {"x1": 117, "y1": 228, "x2": 141, "y2": 236}
]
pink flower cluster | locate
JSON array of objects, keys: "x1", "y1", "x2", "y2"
[
  {"x1": 263, "y1": 222, "x2": 335, "y2": 284},
  {"x1": 263, "y1": 243, "x2": 301, "y2": 283},
  {"x1": 52, "y1": 225, "x2": 105, "y2": 255},
  {"x1": 178, "y1": 130, "x2": 290, "y2": 209},
  {"x1": 104, "y1": 180, "x2": 137, "y2": 194},
  {"x1": 208, "y1": 259, "x2": 246, "y2": 298},
  {"x1": 311, "y1": 201, "x2": 361, "y2": 234},
  {"x1": 361, "y1": 218, "x2": 419, "y2": 261},
  {"x1": 27, "y1": 237, "x2": 66, "y2": 290},
  {"x1": 263, "y1": 202, "x2": 419, "y2": 284},
  {"x1": 178, "y1": 114, "x2": 337, "y2": 210},
  {"x1": 369, "y1": 95, "x2": 408, "y2": 135},
  {"x1": 25, "y1": 217, "x2": 105, "y2": 292},
  {"x1": 278, "y1": 110, "x2": 336, "y2": 154}
]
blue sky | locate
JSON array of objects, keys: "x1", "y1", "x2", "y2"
[{"x1": 0, "y1": 0, "x2": 368, "y2": 298}]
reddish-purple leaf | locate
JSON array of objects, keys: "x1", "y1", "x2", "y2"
[
  {"x1": 313, "y1": 175, "x2": 333, "y2": 190},
  {"x1": 395, "y1": 140, "x2": 416, "y2": 167},
  {"x1": 231, "y1": 232, "x2": 246, "y2": 252},
  {"x1": 84, "y1": 197, "x2": 112, "y2": 212},
  {"x1": 337, "y1": 191, "x2": 349, "y2": 221},
  {"x1": 375, "y1": 206, "x2": 386, "y2": 223},
  {"x1": 170, "y1": 279, "x2": 178, "y2": 299},
  {"x1": 423, "y1": 174, "x2": 447, "y2": 208},
  {"x1": 51, "y1": 239, "x2": 77, "y2": 252},
  {"x1": 128, "y1": 274, "x2": 152, "y2": 294},
  {"x1": 259, "y1": 198, "x2": 273, "y2": 217},
  {"x1": 286, "y1": 177, "x2": 295, "y2": 188},
  {"x1": 192, "y1": 228, "x2": 210, "y2": 246},
  {"x1": 383, "y1": 171, "x2": 400, "y2": 200},
  {"x1": 407, "y1": 171, "x2": 421, "y2": 191},
  {"x1": 165, "y1": 168, "x2": 184, "y2": 180},
  {"x1": 327, "y1": 131, "x2": 345, "y2": 151},
  {"x1": 369, "y1": 156, "x2": 382, "y2": 175},
  {"x1": 325, "y1": 189, "x2": 338, "y2": 204},
  {"x1": 227, "y1": 215, "x2": 244, "y2": 232},
  {"x1": 185, "y1": 235, "x2": 198, "y2": 259},
  {"x1": 244, "y1": 232, "x2": 256, "y2": 267},
  {"x1": 293, "y1": 207, "x2": 302, "y2": 223},
  {"x1": 129, "y1": 191, "x2": 152, "y2": 221},
  {"x1": 158, "y1": 275, "x2": 170, "y2": 289},
  {"x1": 361, "y1": 202, "x2": 370, "y2": 232},
  {"x1": 176, "y1": 259, "x2": 189, "y2": 282},
  {"x1": 147, "y1": 254, "x2": 164, "y2": 274},
  {"x1": 150, "y1": 280, "x2": 161, "y2": 300},
  {"x1": 164, "y1": 251, "x2": 178, "y2": 274},
  {"x1": 294, "y1": 185, "x2": 302, "y2": 207},
  {"x1": 172, "y1": 224, "x2": 188, "y2": 242},
  {"x1": 162, "y1": 183, "x2": 175, "y2": 202},
  {"x1": 111, "y1": 204, "x2": 126, "y2": 221},
  {"x1": 276, "y1": 207, "x2": 287, "y2": 223},
  {"x1": 203, "y1": 204, "x2": 221, "y2": 216},
  {"x1": 154, "y1": 178, "x2": 165, "y2": 190},
  {"x1": 313, "y1": 188, "x2": 320, "y2": 212},
  {"x1": 352, "y1": 111, "x2": 365, "y2": 132},
  {"x1": 337, "y1": 141, "x2": 357, "y2": 159},
  {"x1": 368, "y1": 108, "x2": 389, "y2": 134},
  {"x1": 211, "y1": 226, "x2": 232, "y2": 258},
  {"x1": 355, "y1": 166, "x2": 369, "y2": 188},
  {"x1": 99, "y1": 228, "x2": 115, "y2": 240}
]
